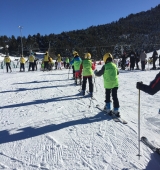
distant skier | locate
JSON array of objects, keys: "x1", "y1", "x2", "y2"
[
  {"x1": 120, "y1": 52, "x2": 127, "y2": 70},
  {"x1": 80, "y1": 53, "x2": 95, "y2": 97},
  {"x1": 28, "y1": 53, "x2": 35, "y2": 71},
  {"x1": 128, "y1": 49, "x2": 136, "y2": 70},
  {"x1": 43, "y1": 51, "x2": 49, "y2": 71},
  {"x1": 140, "y1": 50, "x2": 147, "y2": 71},
  {"x1": 57, "y1": 54, "x2": 62, "y2": 70},
  {"x1": 150, "y1": 50, "x2": 158, "y2": 70},
  {"x1": 136, "y1": 72, "x2": 160, "y2": 95},
  {"x1": 70, "y1": 51, "x2": 82, "y2": 84},
  {"x1": 4, "y1": 55, "x2": 12, "y2": 72},
  {"x1": 20, "y1": 55, "x2": 26, "y2": 72},
  {"x1": 94, "y1": 53, "x2": 120, "y2": 117}
]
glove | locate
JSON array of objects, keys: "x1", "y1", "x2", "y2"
[{"x1": 136, "y1": 81, "x2": 143, "y2": 90}]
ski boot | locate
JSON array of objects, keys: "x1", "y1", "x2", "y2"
[
  {"x1": 113, "y1": 108, "x2": 120, "y2": 117},
  {"x1": 104, "y1": 103, "x2": 112, "y2": 115}
]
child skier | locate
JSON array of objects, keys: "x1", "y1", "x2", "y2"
[
  {"x1": 70, "y1": 51, "x2": 82, "y2": 84},
  {"x1": 80, "y1": 53, "x2": 95, "y2": 97},
  {"x1": 94, "y1": 53, "x2": 120, "y2": 117}
]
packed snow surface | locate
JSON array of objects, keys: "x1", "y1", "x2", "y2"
[{"x1": 0, "y1": 64, "x2": 160, "y2": 170}]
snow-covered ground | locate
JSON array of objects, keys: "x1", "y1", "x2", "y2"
[{"x1": 0, "y1": 60, "x2": 160, "y2": 170}]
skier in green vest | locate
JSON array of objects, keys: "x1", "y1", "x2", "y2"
[
  {"x1": 94, "y1": 53, "x2": 120, "y2": 117},
  {"x1": 80, "y1": 53, "x2": 95, "y2": 97}
]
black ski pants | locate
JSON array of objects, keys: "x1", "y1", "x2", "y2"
[
  {"x1": 20, "y1": 63, "x2": 25, "y2": 71},
  {"x1": 6, "y1": 63, "x2": 11, "y2": 72},
  {"x1": 82, "y1": 76, "x2": 93, "y2": 93},
  {"x1": 105, "y1": 87, "x2": 119, "y2": 108},
  {"x1": 44, "y1": 61, "x2": 48, "y2": 70},
  {"x1": 28, "y1": 62, "x2": 34, "y2": 71},
  {"x1": 72, "y1": 65, "x2": 75, "y2": 78},
  {"x1": 141, "y1": 61, "x2": 145, "y2": 70}
]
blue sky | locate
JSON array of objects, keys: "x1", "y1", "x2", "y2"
[{"x1": 1, "y1": 0, "x2": 159, "y2": 38}]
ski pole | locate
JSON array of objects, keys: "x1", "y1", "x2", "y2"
[{"x1": 137, "y1": 87, "x2": 141, "y2": 159}]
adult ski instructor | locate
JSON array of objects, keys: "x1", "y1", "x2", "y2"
[{"x1": 136, "y1": 72, "x2": 160, "y2": 95}]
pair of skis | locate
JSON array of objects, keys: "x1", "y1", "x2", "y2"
[{"x1": 96, "y1": 104, "x2": 127, "y2": 124}]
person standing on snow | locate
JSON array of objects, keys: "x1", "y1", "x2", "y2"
[
  {"x1": 28, "y1": 53, "x2": 35, "y2": 71},
  {"x1": 120, "y1": 52, "x2": 127, "y2": 70},
  {"x1": 80, "y1": 53, "x2": 95, "y2": 97},
  {"x1": 4, "y1": 55, "x2": 12, "y2": 72},
  {"x1": 70, "y1": 51, "x2": 82, "y2": 84},
  {"x1": 65, "y1": 57, "x2": 70, "y2": 69},
  {"x1": 136, "y1": 72, "x2": 160, "y2": 95},
  {"x1": 140, "y1": 50, "x2": 147, "y2": 71},
  {"x1": 57, "y1": 54, "x2": 62, "y2": 70},
  {"x1": 94, "y1": 53, "x2": 120, "y2": 117},
  {"x1": 20, "y1": 55, "x2": 26, "y2": 72},
  {"x1": 150, "y1": 50, "x2": 158, "y2": 70},
  {"x1": 135, "y1": 51, "x2": 140, "y2": 70},
  {"x1": 128, "y1": 49, "x2": 136, "y2": 70},
  {"x1": 43, "y1": 51, "x2": 49, "y2": 71}
]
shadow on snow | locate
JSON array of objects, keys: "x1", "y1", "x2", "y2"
[
  {"x1": 0, "y1": 94, "x2": 87, "y2": 109},
  {"x1": 0, "y1": 111, "x2": 111, "y2": 144},
  {"x1": 0, "y1": 84, "x2": 74, "y2": 93}
]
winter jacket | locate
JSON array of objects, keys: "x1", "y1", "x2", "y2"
[
  {"x1": 57, "y1": 56, "x2": 62, "y2": 62},
  {"x1": 43, "y1": 54, "x2": 49, "y2": 62},
  {"x1": 29, "y1": 55, "x2": 35, "y2": 62},
  {"x1": 65, "y1": 57, "x2": 69, "y2": 63},
  {"x1": 129, "y1": 51, "x2": 136, "y2": 61},
  {"x1": 80, "y1": 59, "x2": 95, "y2": 77},
  {"x1": 138, "y1": 72, "x2": 160, "y2": 95},
  {"x1": 70, "y1": 55, "x2": 82, "y2": 71},
  {"x1": 95, "y1": 61, "x2": 119, "y2": 89},
  {"x1": 140, "y1": 52, "x2": 147, "y2": 61},
  {"x1": 151, "y1": 50, "x2": 158, "y2": 60},
  {"x1": 20, "y1": 57, "x2": 26, "y2": 64},
  {"x1": 4, "y1": 56, "x2": 11, "y2": 63}
]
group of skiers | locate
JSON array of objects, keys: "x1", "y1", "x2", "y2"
[
  {"x1": 119, "y1": 49, "x2": 160, "y2": 71},
  {"x1": 3, "y1": 50, "x2": 160, "y2": 121},
  {"x1": 3, "y1": 53, "x2": 39, "y2": 72},
  {"x1": 70, "y1": 50, "x2": 160, "y2": 119},
  {"x1": 69, "y1": 51, "x2": 120, "y2": 117},
  {"x1": 69, "y1": 51, "x2": 95, "y2": 97}
]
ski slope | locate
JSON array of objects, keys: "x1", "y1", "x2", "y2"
[{"x1": 0, "y1": 64, "x2": 159, "y2": 170}]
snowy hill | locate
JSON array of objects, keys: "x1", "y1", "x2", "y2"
[{"x1": 0, "y1": 62, "x2": 159, "y2": 169}]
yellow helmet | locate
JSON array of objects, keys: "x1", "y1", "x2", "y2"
[
  {"x1": 73, "y1": 51, "x2": 78, "y2": 56},
  {"x1": 57, "y1": 54, "x2": 60, "y2": 57},
  {"x1": 84, "y1": 53, "x2": 91, "y2": 59},
  {"x1": 103, "y1": 53, "x2": 113, "y2": 62}
]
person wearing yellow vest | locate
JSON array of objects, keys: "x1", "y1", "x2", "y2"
[
  {"x1": 4, "y1": 55, "x2": 12, "y2": 72},
  {"x1": 94, "y1": 53, "x2": 120, "y2": 117},
  {"x1": 20, "y1": 55, "x2": 26, "y2": 72},
  {"x1": 43, "y1": 51, "x2": 49, "y2": 71},
  {"x1": 57, "y1": 54, "x2": 62, "y2": 70},
  {"x1": 80, "y1": 53, "x2": 95, "y2": 97},
  {"x1": 48, "y1": 56, "x2": 54, "y2": 70},
  {"x1": 28, "y1": 53, "x2": 35, "y2": 71}
]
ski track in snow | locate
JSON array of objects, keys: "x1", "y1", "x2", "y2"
[{"x1": 0, "y1": 66, "x2": 160, "y2": 170}]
